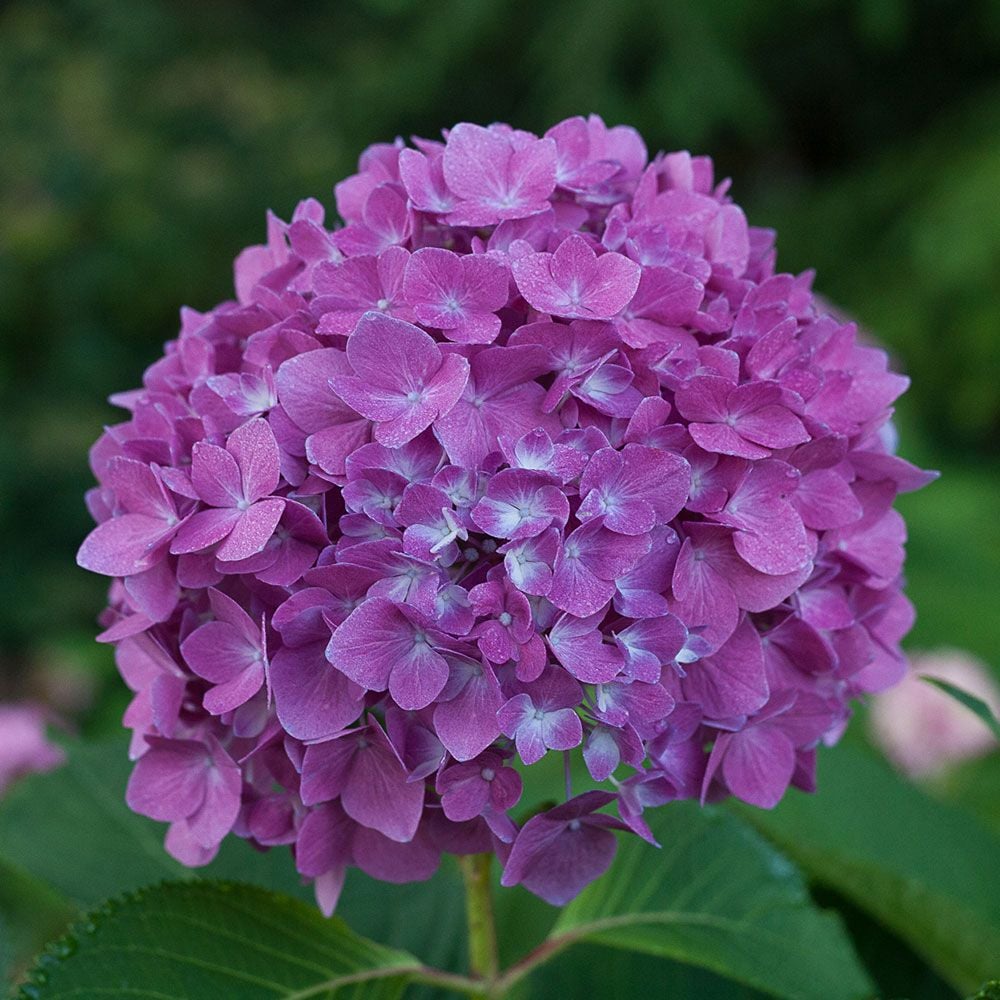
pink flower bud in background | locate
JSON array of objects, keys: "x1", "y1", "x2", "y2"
[
  {"x1": 869, "y1": 650, "x2": 1000, "y2": 777},
  {"x1": 0, "y1": 704, "x2": 65, "y2": 796}
]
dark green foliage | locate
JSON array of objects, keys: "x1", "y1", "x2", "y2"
[
  {"x1": 6, "y1": 736, "x2": 996, "y2": 998},
  {"x1": 735, "y1": 741, "x2": 1000, "y2": 994},
  {"x1": 542, "y1": 802, "x2": 874, "y2": 999}
]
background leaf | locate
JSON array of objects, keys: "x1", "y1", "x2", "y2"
[
  {"x1": 521, "y1": 802, "x2": 873, "y2": 1000},
  {"x1": 507, "y1": 945, "x2": 774, "y2": 1000},
  {"x1": 735, "y1": 741, "x2": 1000, "y2": 994},
  {"x1": 0, "y1": 858, "x2": 75, "y2": 986},
  {"x1": 15, "y1": 881, "x2": 422, "y2": 1000}
]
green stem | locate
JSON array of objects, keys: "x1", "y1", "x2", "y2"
[{"x1": 459, "y1": 852, "x2": 500, "y2": 996}]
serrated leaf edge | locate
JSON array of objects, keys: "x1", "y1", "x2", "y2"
[{"x1": 13, "y1": 879, "x2": 424, "y2": 1000}]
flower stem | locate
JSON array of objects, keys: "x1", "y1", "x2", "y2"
[{"x1": 459, "y1": 852, "x2": 499, "y2": 996}]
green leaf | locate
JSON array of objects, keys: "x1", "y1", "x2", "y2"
[
  {"x1": 0, "y1": 736, "x2": 311, "y2": 909},
  {"x1": 810, "y1": 886, "x2": 960, "y2": 1000},
  {"x1": 16, "y1": 881, "x2": 426, "y2": 1000},
  {"x1": 338, "y1": 865, "x2": 468, "y2": 979},
  {"x1": 921, "y1": 676, "x2": 1000, "y2": 742},
  {"x1": 939, "y1": 753, "x2": 1000, "y2": 838},
  {"x1": 735, "y1": 741, "x2": 1000, "y2": 994},
  {"x1": 0, "y1": 738, "x2": 183, "y2": 908},
  {"x1": 0, "y1": 857, "x2": 76, "y2": 986},
  {"x1": 511, "y1": 943, "x2": 774, "y2": 1000},
  {"x1": 508, "y1": 801, "x2": 873, "y2": 1000}
]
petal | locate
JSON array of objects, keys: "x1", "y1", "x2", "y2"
[
  {"x1": 682, "y1": 615, "x2": 768, "y2": 718},
  {"x1": 388, "y1": 642, "x2": 450, "y2": 711},
  {"x1": 191, "y1": 441, "x2": 243, "y2": 506},
  {"x1": 270, "y1": 645, "x2": 364, "y2": 741},
  {"x1": 434, "y1": 667, "x2": 503, "y2": 761},
  {"x1": 126, "y1": 738, "x2": 207, "y2": 822},
  {"x1": 343, "y1": 727, "x2": 424, "y2": 842},
  {"x1": 202, "y1": 664, "x2": 265, "y2": 715},
  {"x1": 345, "y1": 312, "x2": 442, "y2": 390},
  {"x1": 721, "y1": 726, "x2": 796, "y2": 808},
  {"x1": 227, "y1": 418, "x2": 281, "y2": 502},
  {"x1": 170, "y1": 507, "x2": 242, "y2": 555},
  {"x1": 215, "y1": 498, "x2": 285, "y2": 561},
  {"x1": 181, "y1": 620, "x2": 260, "y2": 684},
  {"x1": 77, "y1": 514, "x2": 172, "y2": 577}
]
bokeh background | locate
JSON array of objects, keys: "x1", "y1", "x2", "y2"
[{"x1": 0, "y1": 0, "x2": 997, "y2": 793}]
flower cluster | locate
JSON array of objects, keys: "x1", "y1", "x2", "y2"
[{"x1": 78, "y1": 118, "x2": 933, "y2": 909}]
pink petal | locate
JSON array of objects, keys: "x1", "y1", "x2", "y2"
[
  {"x1": 215, "y1": 498, "x2": 285, "y2": 561},
  {"x1": 170, "y1": 507, "x2": 242, "y2": 555},
  {"x1": 191, "y1": 442, "x2": 243, "y2": 507},
  {"x1": 77, "y1": 514, "x2": 172, "y2": 577}
]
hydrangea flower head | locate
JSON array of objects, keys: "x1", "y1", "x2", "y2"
[{"x1": 78, "y1": 116, "x2": 934, "y2": 910}]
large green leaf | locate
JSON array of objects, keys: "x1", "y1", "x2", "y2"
[
  {"x1": 0, "y1": 738, "x2": 182, "y2": 907},
  {"x1": 502, "y1": 801, "x2": 873, "y2": 1000},
  {"x1": 15, "y1": 881, "x2": 425, "y2": 1000},
  {"x1": 735, "y1": 741, "x2": 1000, "y2": 994}
]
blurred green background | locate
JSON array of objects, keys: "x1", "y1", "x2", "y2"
[{"x1": 0, "y1": 0, "x2": 997, "y2": 713}]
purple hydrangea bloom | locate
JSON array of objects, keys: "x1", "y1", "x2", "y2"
[{"x1": 78, "y1": 117, "x2": 934, "y2": 911}]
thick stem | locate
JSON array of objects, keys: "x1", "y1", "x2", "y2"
[{"x1": 459, "y1": 852, "x2": 500, "y2": 996}]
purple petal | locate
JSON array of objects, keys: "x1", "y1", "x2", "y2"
[
  {"x1": 270, "y1": 644, "x2": 364, "y2": 740},
  {"x1": 215, "y1": 498, "x2": 286, "y2": 562},
  {"x1": 433, "y1": 661, "x2": 503, "y2": 761},
  {"x1": 181, "y1": 620, "x2": 260, "y2": 685},
  {"x1": 720, "y1": 726, "x2": 796, "y2": 809},
  {"x1": 342, "y1": 725, "x2": 425, "y2": 842},
  {"x1": 77, "y1": 514, "x2": 173, "y2": 577},
  {"x1": 191, "y1": 442, "x2": 243, "y2": 507},
  {"x1": 202, "y1": 665, "x2": 265, "y2": 716},
  {"x1": 126, "y1": 738, "x2": 207, "y2": 822},
  {"x1": 500, "y1": 791, "x2": 620, "y2": 905},
  {"x1": 170, "y1": 507, "x2": 242, "y2": 555},
  {"x1": 328, "y1": 597, "x2": 449, "y2": 709},
  {"x1": 682, "y1": 615, "x2": 768, "y2": 719},
  {"x1": 227, "y1": 418, "x2": 281, "y2": 502},
  {"x1": 548, "y1": 611, "x2": 625, "y2": 683},
  {"x1": 541, "y1": 708, "x2": 583, "y2": 751}
]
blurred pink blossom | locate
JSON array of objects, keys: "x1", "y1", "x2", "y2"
[
  {"x1": 869, "y1": 650, "x2": 1000, "y2": 777},
  {"x1": 0, "y1": 703, "x2": 65, "y2": 796}
]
